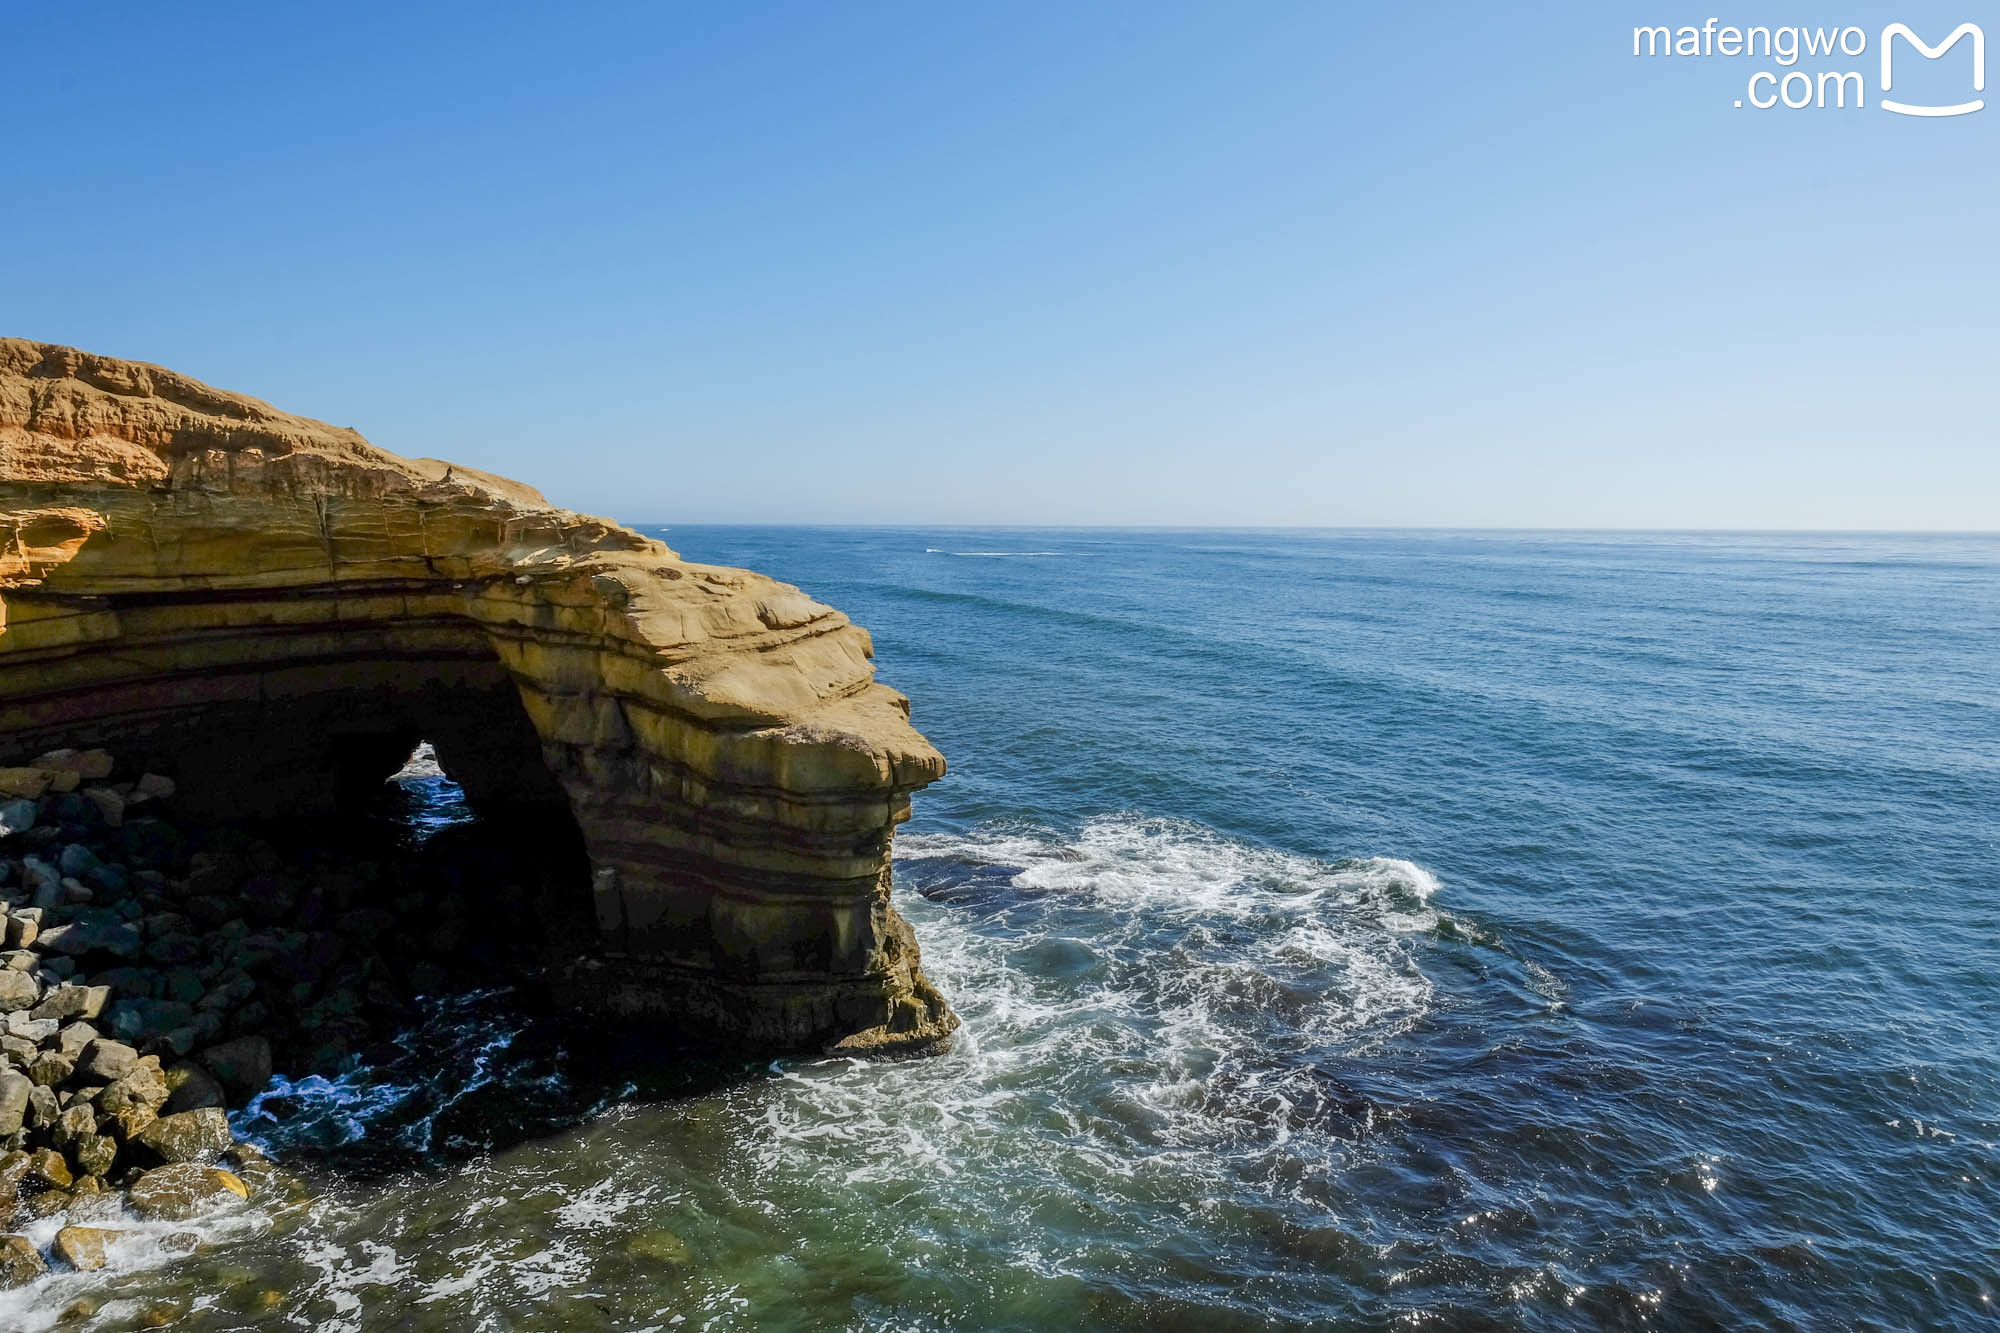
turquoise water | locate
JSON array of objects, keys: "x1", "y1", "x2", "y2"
[{"x1": 13, "y1": 529, "x2": 1996, "y2": 1330}]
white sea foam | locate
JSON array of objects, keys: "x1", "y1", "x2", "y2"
[
  {"x1": 0, "y1": 815, "x2": 1447, "y2": 1326},
  {"x1": 729, "y1": 813, "x2": 1443, "y2": 1235}
]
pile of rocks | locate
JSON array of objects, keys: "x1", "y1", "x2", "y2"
[{"x1": 0, "y1": 745, "x2": 575, "y2": 1288}]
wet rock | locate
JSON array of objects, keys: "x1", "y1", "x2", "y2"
[
  {"x1": 58, "y1": 1298, "x2": 97, "y2": 1323},
  {"x1": 627, "y1": 1228, "x2": 692, "y2": 1265},
  {"x1": 0, "y1": 1234, "x2": 47, "y2": 1287},
  {"x1": 70, "y1": 1133, "x2": 117, "y2": 1178},
  {"x1": 200, "y1": 1036, "x2": 272, "y2": 1102},
  {"x1": 162, "y1": 1059, "x2": 227, "y2": 1114},
  {"x1": 25, "y1": 1146, "x2": 72, "y2": 1190},
  {"x1": 23, "y1": 1186, "x2": 73, "y2": 1219},
  {"x1": 103, "y1": 1104, "x2": 155, "y2": 1142},
  {"x1": 127, "y1": 1162, "x2": 249, "y2": 1220},
  {"x1": 52, "y1": 1224, "x2": 118, "y2": 1271},
  {"x1": 134, "y1": 1107, "x2": 232, "y2": 1163},
  {"x1": 0, "y1": 1072, "x2": 29, "y2": 1135}
]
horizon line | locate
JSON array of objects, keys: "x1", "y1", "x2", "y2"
[{"x1": 618, "y1": 521, "x2": 2000, "y2": 536}]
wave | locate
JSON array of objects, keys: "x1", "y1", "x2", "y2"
[{"x1": 731, "y1": 814, "x2": 1443, "y2": 1220}]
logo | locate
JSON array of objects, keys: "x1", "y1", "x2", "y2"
[
  {"x1": 1632, "y1": 20, "x2": 1986, "y2": 114},
  {"x1": 1880, "y1": 23, "x2": 1984, "y2": 115}
]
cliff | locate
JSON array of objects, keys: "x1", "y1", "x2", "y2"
[{"x1": 0, "y1": 340, "x2": 955, "y2": 1054}]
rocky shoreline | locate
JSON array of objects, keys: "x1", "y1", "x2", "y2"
[{"x1": 0, "y1": 744, "x2": 582, "y2": 1305}]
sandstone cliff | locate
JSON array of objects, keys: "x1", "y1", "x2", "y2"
[{"x1": 0, "y1": 340, "x2": 955, "y2": 1053}]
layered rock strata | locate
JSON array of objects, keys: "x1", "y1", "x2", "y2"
[{"x1": 0, "y1": 340, "x2": 954, "y2": 1053}]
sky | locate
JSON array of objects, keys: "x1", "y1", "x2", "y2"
[{"x1": 7, "y1": 2, "x2": 1997, "y2": 528}]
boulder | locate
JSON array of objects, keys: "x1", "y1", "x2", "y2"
[
  {"x1": 133, "y1": 774, "x2": 176, "y2": 801},
  {"x1": 21, "y1": 860, "x2": 60, "y2": 911},
  {"x1": 80, "y1": 787, "x2": 125, "y2": 830},
  {"x1": 50, "y1": 1104, "x2": 95, "y2": 1152},
  {"x1": 55, "y1": 1021, "x2": 99, "y2": 1059},
  {"x1": 34, "y1": 750, "x2": 113, "y2": 781},
  {"x1": 126, "y1": 1162, "x2": 249, "y2": 1220},
  {"x1": 77, "y1": 1039, "x2": 138, "y2": 1083},
  {"x1": 104, "y1": 1103, "x2": 155, "y2": 1142},
  {"x1": 36, "y1": 917, "x2": 142, "y2": 961},
  {"x1": 105, "y1": 996, "x2": 191, "y2": 1042},
  {"x1": 0, "y1": 1234, "x2": 46, "y2": 1288},
  {"x1": 53, "y1": 1225, "x2": 119, "y2": 1271},
  {"x1": 70, "y1": 1133, "x2": 117, "y2": 1178},
  {"x1": 134, "y1": 1107, "x2": 233, "y2": 1163},
  {"x1": 97, "y1": 1063, "x2": 170, "y2": 1116},
  {"x1": 2, "y1": 1012, "x2": 55, "y2": 1041},
  {"x1": 30, "y1": 984, "x2": 110, "y2": 1023},
  {"x1": 3, "y1": 911, "x2": 38, "y2": 949},
  {"x1": 25, "y1": 1147, "x2": 71, "y2": 1190},
  {"x1": 162, "y1": 1059, "x2": 227, "y2": 1115},
  {"x1": 26, "y1": 1051, "x2": 74, "y2": 1088},
  {"x1": 0, "y1": 1073, "x2": 29, "y2": 1135},
  {"x1": 0, "y1": 972, "x2": 37, "y2": 1014},
  {"x1": 0, "y1": 799, "x2": 36, "y2": 838},
  {"x1": 0, "y1": 771, "x2": 51, "y2": 801},
  {"x1": 199, "y1": 1036, "x2": 273, "y2": 1103}
]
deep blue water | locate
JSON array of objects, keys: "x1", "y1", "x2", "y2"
[
  {"x1": 657, "y1": 527, "x2": 2000, "y2": 1330},
  {"x1": 17, "y1": 528, "x2": 1992, "y2": 1332}
]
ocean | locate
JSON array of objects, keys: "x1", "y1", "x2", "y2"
[{"x1": 13, "y1": 528, "x2": 1997, "y2": 1331}]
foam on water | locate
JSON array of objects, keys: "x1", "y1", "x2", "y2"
[{"x1": 728, "y1": 815, "x2": 1441, "y2": 1234}]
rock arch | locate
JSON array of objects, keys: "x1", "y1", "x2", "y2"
[{"x1": 0, "y1": 340, "x2": 954, "y2": 1053}]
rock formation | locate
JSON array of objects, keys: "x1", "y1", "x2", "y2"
[{"x1": 0, "y1": 340, "x2": 954, "y2": 1054}]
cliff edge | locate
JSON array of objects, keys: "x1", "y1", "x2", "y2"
[{"x1": 0, "y1": 340, "x2": 956, "y2": 1054}]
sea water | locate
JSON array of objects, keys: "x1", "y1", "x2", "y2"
[{"x1": 7, "y1": 529, "x2": 1995, "y2": 1331}]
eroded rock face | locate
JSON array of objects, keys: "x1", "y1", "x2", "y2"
[{"x1": 0, "y1": 340, "x2": 955, "y2": 1053}]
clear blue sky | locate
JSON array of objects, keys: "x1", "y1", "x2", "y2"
[{"x1": 10, "y1": 2, "x2": 1996, "y2": 528}]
